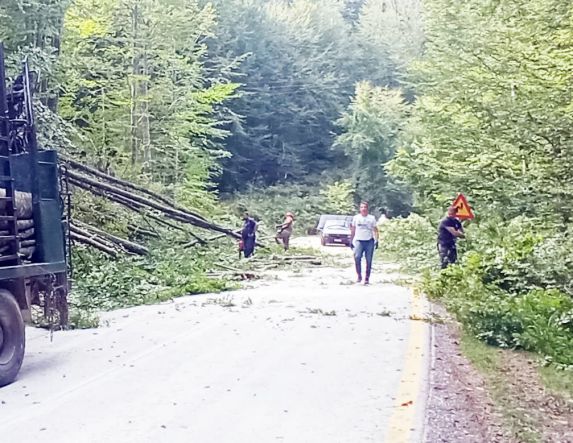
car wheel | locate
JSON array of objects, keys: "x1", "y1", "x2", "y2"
[{"x1": 321, "y1": 236, "x2": 326, "y2": 246}]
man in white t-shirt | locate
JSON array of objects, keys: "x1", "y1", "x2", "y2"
[{"x1": 350, "y1": 201, "x2": 379, "y2": 285}]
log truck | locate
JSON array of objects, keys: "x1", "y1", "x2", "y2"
[{"x1": 0, "y1": 43, "x2": 69, "y2": 387}]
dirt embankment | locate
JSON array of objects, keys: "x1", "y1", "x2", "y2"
[{"x1": 425, "y1": 307, "x2": 573, "y2": 443}]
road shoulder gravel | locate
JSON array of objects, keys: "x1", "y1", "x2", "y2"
[{"x1": 424, "y1": 307, "x2": 515, "y2": 443}]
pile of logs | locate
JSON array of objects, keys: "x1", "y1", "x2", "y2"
[
  {"x1": 61, "y1": 157, "x2": 245, "y2": 257},
  {"x1": 0, "y1": 225, "x2": 35, "y2": 259},
  {"x1": 0, "y1": 189, "x2": 35, "y2": 260}
]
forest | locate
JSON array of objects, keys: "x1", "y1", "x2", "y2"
[{"x1": 0, "y1": 0, "x2": 572, "y2": 364}]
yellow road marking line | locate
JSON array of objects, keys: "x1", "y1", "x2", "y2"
[{"x1": 384, "y1": 289, "x2": 427, "y2": 442}]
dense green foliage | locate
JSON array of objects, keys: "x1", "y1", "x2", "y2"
[
  {"x1": 0, "y1": 0, "x2": 66, "y2": 87},
  {"x1": 72, "y1": 241, "x2": 233, "y2": 312},
  {"x1": 60, "y1": 0, "x2": 237, "y2": 192},
  {"x1": 211, "y1": 0, "x2": 353, "y2": 189},
  {"x1": 209, "y1": 0, "x2": 422, "y2": 204},
  {"x1": 335, "y1": 83, "x2": 411, "y2": 215},
  {"x1": 2, "y1": 0, "x2": 424, "y2": 211},
  {"x1": 1, "y1": 0, "x2": 239, "y2": 319},
  {"x1": 389, "y1": 0, "x2": 573, "y2": 220},
  {"x1": 380, "y1": 215, "x2": 573, "y2": 365}
]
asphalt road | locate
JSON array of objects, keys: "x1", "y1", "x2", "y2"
[{"x1": 0, "y1": 238, "x2": 429, "y2": 443}]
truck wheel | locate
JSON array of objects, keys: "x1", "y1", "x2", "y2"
[{"x1": 0, "y1": 290, "x2": 25, "y2": 387}]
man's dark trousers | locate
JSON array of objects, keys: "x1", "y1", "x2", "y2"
[
  {"x1": 354, "y1": 239, "x2": 375, "y2": 280},
  {"x1": 438, "y1": 243, "x2": 457, "y2": 269}
]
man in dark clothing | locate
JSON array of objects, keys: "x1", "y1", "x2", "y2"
[
  {"x1": 241, "y1": 212, "x2": 257, "y2": 258},
  {"x1": 437, "y1": 206, "x2": 465, "y2": 268}
]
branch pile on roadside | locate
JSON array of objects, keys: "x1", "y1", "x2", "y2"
[
  {"x1": 69, "y1": 222, "x2": 148, "y2": 257},
  {"x1": 61, "y1": 157, "x2": 252, "y2": 256}
]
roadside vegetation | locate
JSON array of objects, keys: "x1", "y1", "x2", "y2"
[
  {"x1": 379, "y1": 215, "x2": 573, "y2": 366},
  {"x1": 375, "y1": 0, "x2": 573, "y2": 371}
]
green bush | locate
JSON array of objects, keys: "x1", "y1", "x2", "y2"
[
  {"x1": 512, "y1": 290, "x2": 573, "y2": 364},
  {"x1": 319, "y1": 180, "x2": 355, "y2": 214},
  {"x1": 71, "y1": 241, "x2": 233, "y2": 314},
  {"x1": 384, "y1": 213, "x2": 573, "y2": 298},
  {"x1": 378, "y1": 213, "x2": 437, "y2": 272},
  {"x1": 423, "y1": 254, "x2": 573, "y2": 365}
]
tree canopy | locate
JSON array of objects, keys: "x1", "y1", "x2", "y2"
[{"x1": 389, "y1": 0, "x2": 573, "y2": 223}]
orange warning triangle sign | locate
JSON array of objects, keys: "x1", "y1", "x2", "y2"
[{"x1": 452, "y1": 193, "x2": 474, "y2": 220}]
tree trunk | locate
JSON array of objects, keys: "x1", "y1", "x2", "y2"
[
  {"x1": 62, "y1": 156, "x2": 208, "y2": 221},
  {"x1": 130, "y1": 2, "x2": 140, "y2": 166},
  {"x1": 71, "y1": 222, "x2": 148, "y2": 256},
  {"x1": 140, "y1": 42, "x2": 151, "y2": 165}
]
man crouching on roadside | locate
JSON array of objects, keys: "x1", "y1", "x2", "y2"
[{"x1": 350, "y1": 201, "x2": 379, "y2": 285}]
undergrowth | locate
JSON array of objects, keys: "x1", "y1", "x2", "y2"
[
  {"x1": 69, "y1": 239, "x2": 237, "y2": 328},
  {"x1": 68, "y1": 220, "x2": 324, "y2": 328}
]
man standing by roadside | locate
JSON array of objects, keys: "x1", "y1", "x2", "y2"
[
  {"x1": 275, "y1": 212, "x2": 295, "y2": 251},
  {"x1": 241, "y1": 212, "x2": 257, "y2": 258},
  {"x1": 350, "y1": 202, "x2": 379, "y2": 285},
  {"x1": 437, "y1": 206, "x2": 465, "y2": 268}
]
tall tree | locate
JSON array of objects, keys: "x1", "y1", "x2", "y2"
[
  {"x1": 355, "y1": 0, "x2": 424, "y2": 87},
  {"x1": 389, "y1": 0, "x2": 573, "y2": 221},
  {"x1": 0, "y1": 0, "x2": 76, "y2": 150},
  {"x1": 0, "y1": 0, "x2": 69, "y2": 95},
  {"x1": 336, "y1": 82, "x2": 411, "y2": 214},
  {"x1": 59, "y1": 0, "x2": 237, "y2": 190}
]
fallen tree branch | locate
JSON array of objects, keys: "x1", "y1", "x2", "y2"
[
  {"x1": 62, "y1": 157, "x2": 208, "y2": 222},
  {"x1": 128, "y1": 223, "x2": 160, "y2": 239},
  {"x1": 72, "y1": 181, "x2": 208, "y2": 246},
  {"x1": 205, "y1": 233, "x2": 227, "y2": 242},
  {"x1": 180, "y1": 239, "x2": 202, "y2": 248},
  {"x1": 206, "y1": 271, "x2": 260, "y2": 281},
  {"x1": 214, "y1": 262, "x2": 242, "y2": 272},
  {"x1": 142, "y1": 213, "x2": 206, "y2": 244},
  {"x1": 251, "y1": 255, "x2": 322, "y2": 266},
  {"x1": 271, "y1": 255, "x2": 318, "y2": 261},
  {"x1": 67, "y1": 172, "x2": 244, "y2": 240},
  {"x1": 143, "y1": 212, "x2": 184, "y2": 232},
  {"x1": 73, "y1": 221, "x2": 149, "y2": 255},
  {"x1": 70, "y1": 231, "x2": 118, "y2": 257},
  {"x1": 185, "y1": 231, "x2": 207, "y2": 246}
]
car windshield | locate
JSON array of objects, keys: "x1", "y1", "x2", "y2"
[{"x1": 324, "y1": 220, "x2": 349, "y2": 229}]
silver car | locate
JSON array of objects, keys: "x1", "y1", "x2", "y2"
[{"x1": 320, "y1": 219, "x2": 351, "y2": 246}]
